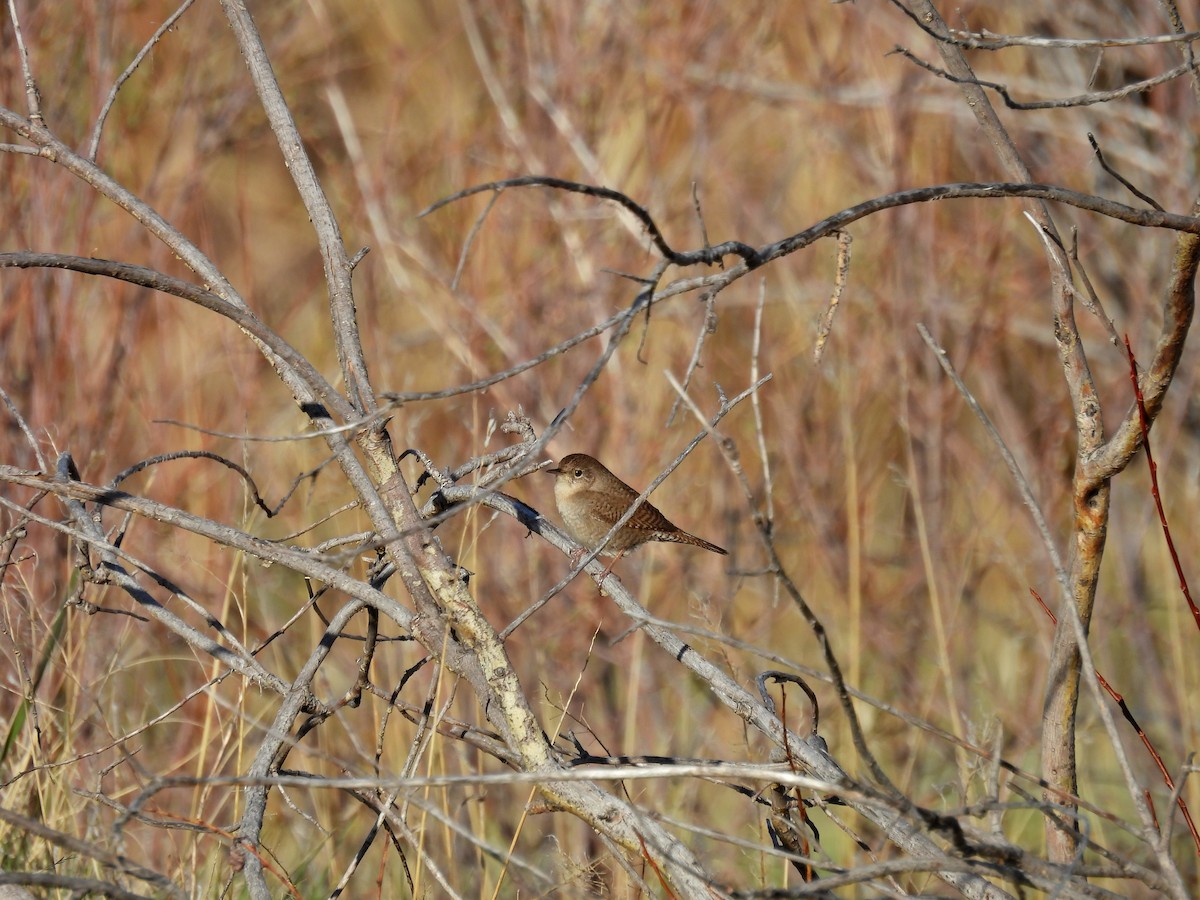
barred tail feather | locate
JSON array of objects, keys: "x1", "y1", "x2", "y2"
[{"x1": 664, "y1": 530, "x2": 727, "y2": 555}]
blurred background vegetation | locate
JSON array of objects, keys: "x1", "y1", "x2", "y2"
[{"x1": 2, "y1": 0, "x2": 1198, "y2": 895}]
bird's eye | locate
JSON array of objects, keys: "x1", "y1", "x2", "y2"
[{"x1": 573, "y1": 468, "x2": 584, "y2": 478}]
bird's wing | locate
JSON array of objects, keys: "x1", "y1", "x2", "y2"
[{"x1": 585, "y1": 488, "x2": 677, "y2": 533}]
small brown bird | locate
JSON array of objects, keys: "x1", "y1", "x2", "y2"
[{"x1": 548, "y1": 454, "x2": 728, "y2": 565}]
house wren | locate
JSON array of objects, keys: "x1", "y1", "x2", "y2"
[{"x1": 548, "y1": 454, "x2": 728, "y2": 560}]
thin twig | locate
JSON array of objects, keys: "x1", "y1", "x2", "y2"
[
  {"x1": 813, "y1": 230, "x2": 852, "y2": 365},
  {"x1": 88, "y1": 0, "x2": 196, "y2": 161},
  {"x1": 891, "y1": 45, "x2": 1198, "y2": 110}
]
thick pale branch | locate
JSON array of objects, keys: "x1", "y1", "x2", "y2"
[
  {"x1": 442, "y1": 485, "x2": 1025, "y2": 899},
  {"x1": 219, "y1": 0, "x2": 372, "y2": 413},
  {"x1": 1086, "y1": 229, "x2": 1200, "y2": 480}
]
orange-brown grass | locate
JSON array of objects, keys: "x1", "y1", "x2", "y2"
[{"x1": 1, "y1": 1, "x2": 1198, "y2": 895}]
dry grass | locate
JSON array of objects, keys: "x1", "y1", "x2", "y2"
[{"x1": 2, "y1": 0, "x2": 1199, "y2": 896}]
